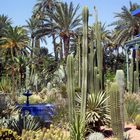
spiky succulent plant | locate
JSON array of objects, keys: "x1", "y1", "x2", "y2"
[{"x1": 86, "y1": 91, "x2": 110, "y2": 131}]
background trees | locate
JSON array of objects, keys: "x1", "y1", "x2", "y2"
[{"x1": 0, "y1": 1, "x2": 139, "y2": 93}]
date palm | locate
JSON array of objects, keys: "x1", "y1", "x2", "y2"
[
  {"x1": 111, "y1": 2, "x2": 140, "y2": 45},
  {"x1": 0, "y1": 15, "x2": 12, "y2": 78},
  {"x1": 0, "y1": 26, "x2": 29, "y2": 97},
  {"x1": 0, "y1": 25, "x2": 29, "y2": 58},
  {"x1": 25, "y1": 17, "x2": 49, "y2": 59},
  {"x1": 0, "y1": 14, "x2": 12, "y2": 36},
  {"x1": 33, "y1": 0, "x2": 60, "y2": 60},
  {"x1": 26, "y1": 17, "x2": 39, "y2": 49},
  {"x1": 34, "y1": 0, "x2": 58, "y2": 14},
  {"x1": 47, "y1": 2, "x2": 81, "y2": 58}
]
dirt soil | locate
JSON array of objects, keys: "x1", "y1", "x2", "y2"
[{"x1": 104, "y1": 124, "x2": 140, "y2": 140}]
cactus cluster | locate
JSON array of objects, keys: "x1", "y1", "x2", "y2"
[
  {"x1": 0, "y1": 128, "x2": 21, "y2": 140},
  {"x1": 87, "y1": 132, "x2": 104, "y2": 140},
  {"x1": 110, "y1": 70, "x2": 125, "y2": 140},
  {"x1": 66, "y1": 7, "x2": 89, "y2": 139},
  {"x1": 21, "y1": 125, "x2": 70, "y2": 140},
  {"x1": 74, "y1": 7, "x2": 104, "y2": 94},
  {"x1": 135, "y1": 114, "x2": 140, "y2": 130},
  {"x1": 66, "y1": 6, "x2": 105, "y2": 139}
]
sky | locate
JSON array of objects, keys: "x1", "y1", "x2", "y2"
[
  {"x1": 0, "y1": 0, "x2": 140, "y2": 52},
  {"x1": 0, "y1": 0, "x2": 140, "y2": 26}
]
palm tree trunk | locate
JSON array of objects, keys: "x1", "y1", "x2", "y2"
[
  {"x1": 31, "y1": 37, "x2": 34, "y2": 58},
  {"x1": 11, "y1": 66, "x2": 16, "y2": 101},
  {"x1": 60, "y1": 38, "x2": 63, "y2": 60},
  {"x1": 63, "y1": 36, "x2": 70, "y2": 59},
  {"x1": 35, "y1": 38, "x2": 40, "y2": 48},
  {"x1": 52, "y1": 33, "x2": 58, "y2": 61}
]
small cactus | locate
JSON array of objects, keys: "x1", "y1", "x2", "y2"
[
  {"x1": 0, "y1": 128, "x2": 21, "y2": 140},
  {"x1": 135, "y1": 114, "x2": 140, "y2": 130},
  {"x1": 110, "y1": 70, "x2": 125, "y2": 140},
  {"x1": 87, "y1": 132, "x2": 104, "y2": 140},
  {"x1": 21, "y1": 125, "x2": 70, "y2": 140}
]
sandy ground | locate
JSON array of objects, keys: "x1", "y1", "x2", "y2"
[{"x1": 104, "y1": 124, "x2": 140, "y2": 140}]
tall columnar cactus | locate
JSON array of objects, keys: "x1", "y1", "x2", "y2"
[
  {"x1": 110, "y1": 70, "x2": 125, "y2": 140},
  {"x1": 89, "y1": 28, "x2": 96, "y2": 93},
  {"x1": 129, "y1": 58, "x2": 134, "y2": 93},
  {"x1": 93, "y1": 67, "x2": 100, "y2": 93},
  {"x1": 77, "y1": 35, "x2": 82, "y2": 89},
  {"x1": 66, "y1": 55, "x2": 75, "y2": 124},
  {"x1": 128, "y1": 53, "x2": 139, "y2": 93},
  {"x1": 136, "y1": 58, "x2": 140, "y2": 92},
  {"x1": 94, "y1": 7, "x2": 104, "y2": 90},
  {"x1": 80, "y1": 6, "x2": 89, "y2": 127},
  {"x1": 115, "y1": 70, "x2": 125, "y2": 127}
]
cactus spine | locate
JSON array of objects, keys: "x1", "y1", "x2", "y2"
[
  {"x1": 110, "y1": 70, "x2": 125, "y2": 140},
  {"x1": 80, "y1": 6, "x2": 89, "y2": 127}
]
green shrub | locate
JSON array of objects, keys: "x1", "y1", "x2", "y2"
[
  {"x1": 0, "y1": 93, "x2": 15, "y2": 118},
  {"x1": 135, "y1": 114, "x2": 140, "y2": 130},
  {"x1": 124, "y1": 93, "x2": 140, "y2": 123},
  {"x1": 18, "y1": 94, "x2": 42, "y2": 104},
  {"x1": 59, "y1": 84, "x2": 67, "y2": 98},
  {"x1": 0, "y1": 77, "x2": 12, "y2": 93}
]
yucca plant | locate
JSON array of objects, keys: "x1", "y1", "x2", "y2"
[
  {"x1": 70, "y1": 113, "x2": 84, "y2": 140},
  {"x1": 86, "y1": 92, "x2": 110, "y2": 131}
]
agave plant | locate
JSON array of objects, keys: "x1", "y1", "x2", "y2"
[
  {"x1": 75, "y1": 91, "x2": 110, "y2": 132},
  {"x1": 86, "y1": 92, "x2": 110, "y2": 131},
  {"x1": 9, "y1": 112, "x2": 42, "y2": 135}
]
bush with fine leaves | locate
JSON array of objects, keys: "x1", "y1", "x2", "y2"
[{"x1": 124, "y1": 93, "x2": 140, "y2": 123}]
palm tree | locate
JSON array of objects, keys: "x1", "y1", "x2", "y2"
[
  {"x1": 111, "y1": 2, "x2": 140, "y2": 45},
  {"x1": 0, "y1": 25, "x2": 29, "y2": 98},
  {"x1": 26, "y1": 18, "x2": 39, "y2": 49},
  {"x1": 0, "y1": 14, "x2": 12, "y2": 36},
  {"x1": 0, "y1": 15, "x2": 12, "y2": 78},
  {"x1": 0, "y1": 25, "x2": 29, "y2": 58},
  {"x1": 33, "y1": 0, "x2": 60, "y2": 60},
  {"x1": 46, "y1": 2, "x2": 81, "y2": 58},
  {"x1": 34, "y1": 0, "x2": 58, "y2": 14}
]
